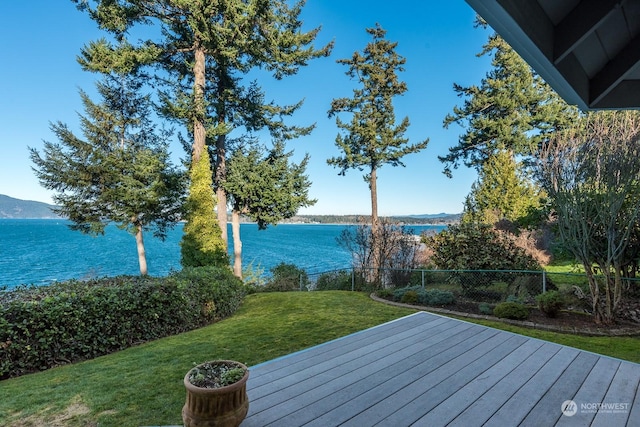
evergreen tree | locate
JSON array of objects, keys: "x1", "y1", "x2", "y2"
[
  {"x1": 462, "y1": 149, "x2": 542, "y2": 225},
  {"x1": 328, "y1": 24, "x2": 428, "y2": 279},
  {"x1": 180, "y1": 146, "x2": 228, "y2": 268},
  {"x1": 73, "y1": 0, "x2": 331, "y2": 255},
  {"x1": 224, "y1": 140, "x2": 315, "y2": 277},
  {"x1": 442, "y1": 21, "x2": 578, "y2": 178},
  {"x1": 30, "y1": 73, "x2": 184, "y2": 275}
]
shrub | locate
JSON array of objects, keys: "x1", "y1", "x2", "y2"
[
  {"x1": 425, "y1": 222, "x2": 541, "y2": 272},
  {"x1": 401, "y1": 290, "x2": 419, "y2": 304},
  {"x1": 0, "y1": 267, "x2": 245, "y2": 379},
  {"x1": 493, "y1": 302, "x2": 529, "y2": 320},
  {"x1": 478, "y1": 303, "x2": 493, "y2": 315},
  {"x1": 506, "y1": 294, "x2": 524, "y2": 304},
  {"x1": 425, "y1": 222, "x2": 541, "y2": 298},
  {"x1": 264, "y1": 263, "x2": 309, "y2": 292},
  {"x1": 169, "y1": 266, "x2": 246, "y2": 320},
  {"x1": 376, "y1": 288, "x2": 394, "y2": 299},
  {"x1": 536, "y1": 290, "x2": 565, "y2": 318},
  {"x1": 423, "y1": 289, "x2": 455, "y2": 306},
  {"x1": 392, "y1": 286, "x2": 455, "y2": 307},
  {"x1": 315, "y1": 270, "x2": 353, "y2": 291}
]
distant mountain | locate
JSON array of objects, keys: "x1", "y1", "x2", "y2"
[{"x1": 0, "y1": 195, "x2": 60, "y2": 219}]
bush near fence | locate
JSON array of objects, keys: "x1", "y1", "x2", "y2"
[
  {"x1": 0, "y1": 266, "x2": 246, "y2": 379},
  {"x1": 307, "y1": 267, "x2": 640, "y2": 309}
]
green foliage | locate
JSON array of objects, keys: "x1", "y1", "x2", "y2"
[
  {"x1": 400, "y1": 290, "x2": 419, "y2": 304},
  {"x1": 536, "y1": 290, "x2": 565, "y2": 318},
  {"x1": 187, "y1": 361, "x2": 246, "y2": 388},
  {"x1": 376, "y1": 288, "x2": 394, "y2": 299},
  {"x1": 328, "y1": 24, "x2": 429, "y2": 180},
  {"x1": 76, "y1": 0, "x2": 332, "y2": 260},
  {"x1": 315, "y1": 270, "x2": 353, "y2": 291},
  {"x1": 478, "y1": 302, "x2": 493, "y2": 315},
  {"x1": 425, "y1": 289, "x2": 456, "y2": 306},
  {"x1": 493, "y1": 302, "x2": 529, "y2": 320},
  {"x1": 425, "y1": 222, "x2": 540, "y2": 272},
  {"x1": 441, "y1": 24, "x2": 577, "y2": 177},
  {"x1": 29, "y1": 72, "x2": 185, "y2": 275},
  {"x1": 170, "y1": 267, "x2": 246, "y2": 321},
  {"x1": 462, "y1": 150, "x2": 543, "y2": 225},
  {"x1": 392, "y1": 286, "x2": 456, "y2": 306},
  {"x1": 225, "y1": 140, "x2": 316, "y2": 276},
  {"x1": 0, "y1": 292, "x2": 639, "y2": 426},
  {"x1": 180, "y1": 148, "x2": 229, "y2": 268},
  {"x1": 0, "y1": 267, "x2": 244, "y2": 379},
  {"x1": 264, "y1": 263, "x2": 310, "y2": 292},
  {"x1": 0, "y1": 292, "x2": 420, "y2": 426},
  {"x1": 328, "y1": 24, "x2": 428, "y2": 250},
  {"x1": 225, "y1": 141, "x2": 316, "y2": 229},
  {"x1": 241, "y1": 262, "x2": 268, "y2": 291}
]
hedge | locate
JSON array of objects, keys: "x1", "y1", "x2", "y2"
[{"x1": 0, "y1": 266, "x2": 245, "y2": 379}]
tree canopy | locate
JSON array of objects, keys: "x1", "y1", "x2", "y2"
[
  {"x1": 30, "y1": 72, "x2": 184, "y2": 275},
  {"x1": 462, "y1": 149, "x2": 542, "y2": 225},
  {"x1": 442, "y1": 22, "x2": 578, "y2": 178},
  {"x1": 74, "y1": 0, "x2": 332, "y2": 253}
]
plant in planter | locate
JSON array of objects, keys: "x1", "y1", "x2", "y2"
[{"x1": 182, "y1": 360, "x2": 250, "y2": 427}]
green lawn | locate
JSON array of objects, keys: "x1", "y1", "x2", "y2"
[{"x1": 0, "y1": 291, "x2": 637, "y2": 427}]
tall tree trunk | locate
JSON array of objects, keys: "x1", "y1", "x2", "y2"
[
  {"x1": 369, "y1": 167, "x2": 381, "y2": 286},
  {"x1": 231, "y1": 209, "x2": 243, "y2": 278},
  {"x1": 192, "y1": 46, "x2": 206, "y2": 163},
  {"x1": 135, "y1": 224, "x2": 148, "y2": 276},
  {"x1": 216, "y1": 133, "x2": 228, "y2": 249},
  {"x1": 213, "y1": 70, "x2": 228, "y2": 250}
]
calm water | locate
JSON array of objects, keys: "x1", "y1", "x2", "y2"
[{"x1": 0, "y1": 219, "x2": 444, "y2": 288}]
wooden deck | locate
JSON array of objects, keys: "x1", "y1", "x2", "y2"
[{"x1": 241, "y1": 311, "x2": 639, "y2": 427}]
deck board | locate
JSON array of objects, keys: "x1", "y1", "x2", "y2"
[{"x1": 241, "y1": 311, "x2": 639, "y2": 427}]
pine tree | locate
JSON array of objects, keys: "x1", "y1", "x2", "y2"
[
  {"x1": 180, "y1": 146, "x2": 228, "y2": 268},
  {"x1": 224, "y1": 140, "x2": 315, "y2": 277},
  {"x1": 30, "y1": 72, "x2": 184, "y2": 275},
  {"x1": 462, "y1": 149, "x2": 542, "y2": 225},
  {"x1": 328, "y1": 24, "x2": 428, "y2": 282},
  {"x1": 442, "y1": 21, "x2": 578, "y2": 178}
]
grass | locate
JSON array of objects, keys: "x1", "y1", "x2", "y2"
[{"x1": 0, "y1": 290, "x2": 638, "y2": 426}]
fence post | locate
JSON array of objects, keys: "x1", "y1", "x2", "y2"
[
  {"x1": 542, "y1": 270, "x2": 546, "y2": 293},
  {"x1": 351, "y1": 268, "x2": 355, "y2": 292},
  {"x1": 422, "y1": 269, "x2": 425, "y2": 289}
]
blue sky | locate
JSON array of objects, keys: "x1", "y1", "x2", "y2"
[{"x1": 0, "y1": 1, "x2": 492, "y2": 216}]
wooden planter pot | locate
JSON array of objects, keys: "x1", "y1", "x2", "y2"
[{"x1": 182, "y1": 360, "x2": 250, "y2": 427}]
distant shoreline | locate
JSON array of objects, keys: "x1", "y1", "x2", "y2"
[{"x1": 1, "y1": 194, "x2": 460, "y2": 224}]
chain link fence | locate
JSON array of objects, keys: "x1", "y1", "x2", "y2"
[
  {"x1": 302, "y1": 267, "x2": 640, "y2": 302},
  {"x1": 305, "y1": 268, "x2": 553, "y2": 302}
]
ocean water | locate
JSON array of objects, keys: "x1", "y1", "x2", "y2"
[{"x1": 0, "y1": 219, "x2": 445, "y2": 288}]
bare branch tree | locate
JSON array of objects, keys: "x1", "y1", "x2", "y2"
[{"x1": 538, "y1": 111, "x2": 640, "y2": 324}]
